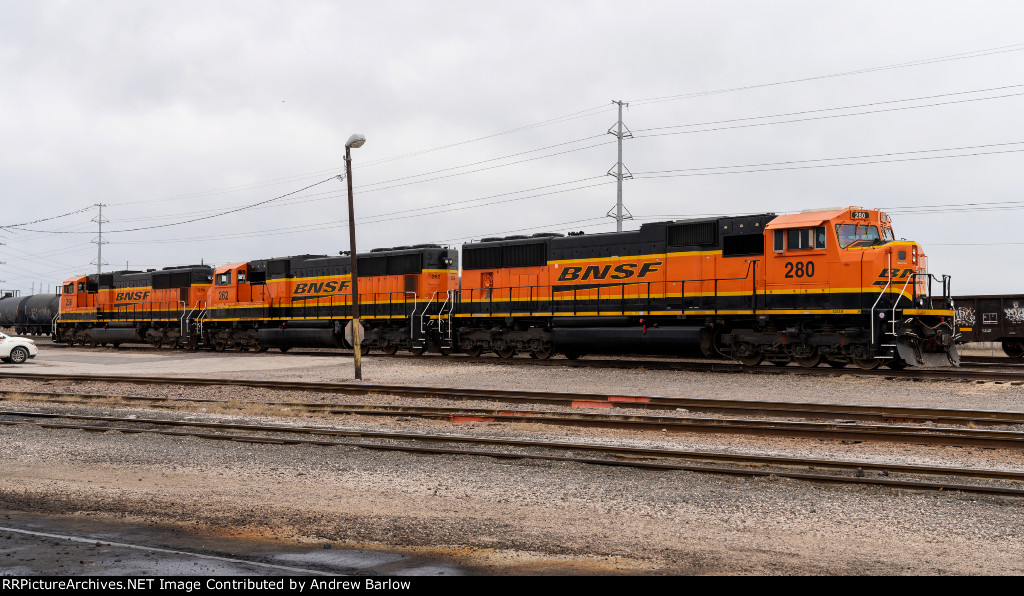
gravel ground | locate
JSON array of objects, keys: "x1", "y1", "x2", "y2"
[{"x1": 1, "y1": 346, "x2": 1024, "y2": 574}]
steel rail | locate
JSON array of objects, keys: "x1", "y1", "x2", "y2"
[
  {"x1": 4, "y1": 391, "x2": 1024, "y2": 450},
  {"x1": 3, "y1": 375, "x2": 1024, "y2": 427},
  {"x1": 2, "y1": 411, "x2": 1022, "y2": 497},
  {"x1": 15, "y1": 345, "x2": 1024, "y2": 381}
]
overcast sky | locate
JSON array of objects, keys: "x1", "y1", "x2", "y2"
[{"x1": 2, "y1": 1, "x2": 1023, "y2": 296}]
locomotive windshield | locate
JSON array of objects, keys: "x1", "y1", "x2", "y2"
[{"x1": 835, "y1": 223, "x2": 889, "y2": 248}]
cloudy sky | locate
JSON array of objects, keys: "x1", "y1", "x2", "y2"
[{"x1": 2, "y1": 1, "x2": 1022, "y2": 296}]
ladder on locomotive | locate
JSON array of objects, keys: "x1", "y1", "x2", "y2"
[
  {"x1": 414, "y1": 290, "x2": 454, "y2": 350},
  {"x1": 870, "y1": 253, "x2": 915, "y2": 361},
  {"x1": 180, "y1": 300, "x2": 208, "y2": 347}
]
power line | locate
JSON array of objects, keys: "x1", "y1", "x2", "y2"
[
  {"x1": 633, "y1": 83, "x2": 1024, "y2": 133},
  {"x1": 73, "y1": 41, "x2": 1024, "y2": 215},
  {"x1": 627, "y1": 41, "x2": 1024, "y2": 106},
  {"x1": 0, "y1": 205, "x2": 96, "y2": 230},
  {"x1": 11, "y1": 177, "x2": 340, "y2": 235},
  {"x1": 632, "y1": 89, "x2": 1024, "y2": 140},
  {"x1": 633, "y1": 140, "x2": 1024, "y2": 176},
  {"x1": 108, "y1": 106, "x2": 615, "y2": 207},
  {"x1": 632, "y1": 144, "x2": 1024, "y2": 180}
]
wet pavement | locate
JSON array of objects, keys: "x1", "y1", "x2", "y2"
[{"x1": 0, "y1": 510, "x2": 469, "y2": 576}]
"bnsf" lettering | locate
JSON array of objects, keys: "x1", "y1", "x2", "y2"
[
  {"x1": 873, "y1": 268, "x2": 916, "y2": 286},
  {"x1": 293, "y1": 281, "x2": 351, "y2": 295},
  {"x1": 557, "y1": 262, "x2": 662, "y2": 282},
  {"x1": 115, "y1": 291, "x2": 150, "y2": 301}
]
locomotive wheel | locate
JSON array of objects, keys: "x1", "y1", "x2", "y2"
[
  {"x1": 278, "y1": 346, "x2": 291, "y2": 353},
  {"x1": 213, "y1": 341, "x2": 226, "y2": 352},
  {"x1": 885, "y1": 356, "x2": 909, "y2": 370},
  {"x1": 852, "y1": 358, "x2": 881, "y2": 370},
  {"x1": 495, "y1": 346, "x2": 517, "y2": 359},
  {"x1": 793, "y1": 352, "x2": 822, "y2": 368},
  {"x1": 737, "y1": 352, "x2": 764, "y2": 367},
  {"x1": 381, "y1": 344, "x2": 399, "y2": 356},
  {"x1": 463, "y1": 345, "x2": 483, "y2": 358},
  {"x1": 531, "y1": 346, "x2": 554, "y2": 360},
  {"x1": 409, "y1": 346, "x2": 426, "y2": 356},
  {"x1": 438, "y1": 346, "x2": 451, "y2": 356}
]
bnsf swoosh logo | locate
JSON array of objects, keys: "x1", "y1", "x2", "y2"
[
  {"x1": 873, "y1": 268, "x2": 916, "y2": 286},
  {"x1": 115, "y1": 291, "x2": 151, "y2": 301},
  {"x1": 293, "y1": 281, "x2": 351, "y2": 296},
  {"x1": 557, "y1": 262, "x2": 662, "y2": 282}
]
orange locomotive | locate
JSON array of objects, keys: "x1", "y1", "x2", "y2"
[
  {"x1": 55, "y1": 246, "x2": 458, "y2": 353},
  {"x1": 54, "y1": 207, "x2": 957, "y2": 368},
  {"x1": 455, "y1": 207, "x2": 956, "y2": 368},
  {"x1": 201, "y1": 246, "x2": 458, "y2": 352},
  {"x1": 56, "y1": 266, "x2": 213, "y2": 347}
]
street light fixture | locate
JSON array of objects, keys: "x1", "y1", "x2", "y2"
[{"x1": 345, "y1": 133, "x2": 366, "y2": 380}]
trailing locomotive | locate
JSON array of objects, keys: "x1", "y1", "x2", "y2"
[
  {"x1": 55, "y1": 246, "x2": 458, "y2": 353},
  {"x1": 0, "y1": 291, "x2": 59, "y2": 336},
  {"x1": 53, "y1": 206, "x2": 958, "y2": 368}
]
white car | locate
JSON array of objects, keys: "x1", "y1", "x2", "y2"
[{"x1": 0, "y1": 332, "x2": 38, "y2": 364}]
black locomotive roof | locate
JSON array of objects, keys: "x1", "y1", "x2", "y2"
[
  {"x1": 253, "y1": 245, "x2": 457, "y2": 279},
  {"x1": 98, "y1": 264, "x2": 214, "y2": 289},
  {"x1": 461, "y1": 213, "x2": 777, "y2": 270}
]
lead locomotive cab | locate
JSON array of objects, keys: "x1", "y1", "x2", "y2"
[{"x1": 722, "y1": 206, "x2": 957, "y2": 368}]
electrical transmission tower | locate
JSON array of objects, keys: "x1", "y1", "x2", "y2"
[
  {"x1": 606, "y1": 100, "x2": 633, "y2": 232},
  {"x1": 91, "y1": 203, "x2": 108, "y2": 275}
]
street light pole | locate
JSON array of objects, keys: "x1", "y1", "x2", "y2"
[{"x1": 344, "y1": 133, "x2": 366, "y2": 380}]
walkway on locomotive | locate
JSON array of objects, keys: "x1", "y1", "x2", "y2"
[{"x1": 455, "y1": 207, "x2": 952, "y2": 319}]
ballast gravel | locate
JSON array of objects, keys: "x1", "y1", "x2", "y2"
[{"x1": 1, "y1": 346, "x2": 1023, "y2": 574}]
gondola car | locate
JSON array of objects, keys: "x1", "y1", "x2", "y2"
[{"x1": 952, "y1": 294, "x2": 1024, "y2": 359}]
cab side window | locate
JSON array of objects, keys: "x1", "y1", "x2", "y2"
[
  {"x1": 216, "y1": 273, "x2": 231, "y2": 285},
  {"x1": 777, "y1": 226, "x2": 826, "y2": 251}
]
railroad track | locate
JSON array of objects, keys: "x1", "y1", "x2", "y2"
[
  {"x1": 27, "y1": 342, "x2": 1024, "y2": 382},
  {"x1": 3, "y1": 373, "x2": 1024, "y2": 424},
  {"x1": 1, "y1": 408, "x2": 1021, "y2": 497},
  {"x1": 5, "y1": 384, "x2": 1024, "y2": 445}
]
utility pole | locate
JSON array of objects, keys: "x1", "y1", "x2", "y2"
[
  {"x1": 91, "y1": 203, "x2": 108, "y2": 275},
  {"x1": 606, "y1": 100, "x2": 633, "y2": 232}
]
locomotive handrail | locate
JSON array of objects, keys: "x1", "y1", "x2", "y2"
[
  {"x1": 406, "y1": 292, "x2": 418, "y2": 339},
  {"x1": 912, "y1": 272, "x2": 953, "y2": 310},
  {"x1": 470, "y1": 262, "x2": 758, "y2": 317},
  {"x1": 439, "y1": 290, "x2": 455, "y2": 343},
  {"x1": 870, "y1": 253, "x2": 894, "y2": 348},
  {"x1": 420, "y1": 292, "x2": 437, "y2": 333},
  {"x1": 182, "y1": 300, "x2": 202, "y2": 338},
  {"x1": 176, "y1": 301, "x2": 186, "y2": 337},
  {"x1": 893, "y1": 270, "x2": 915, "y2": 323}
]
